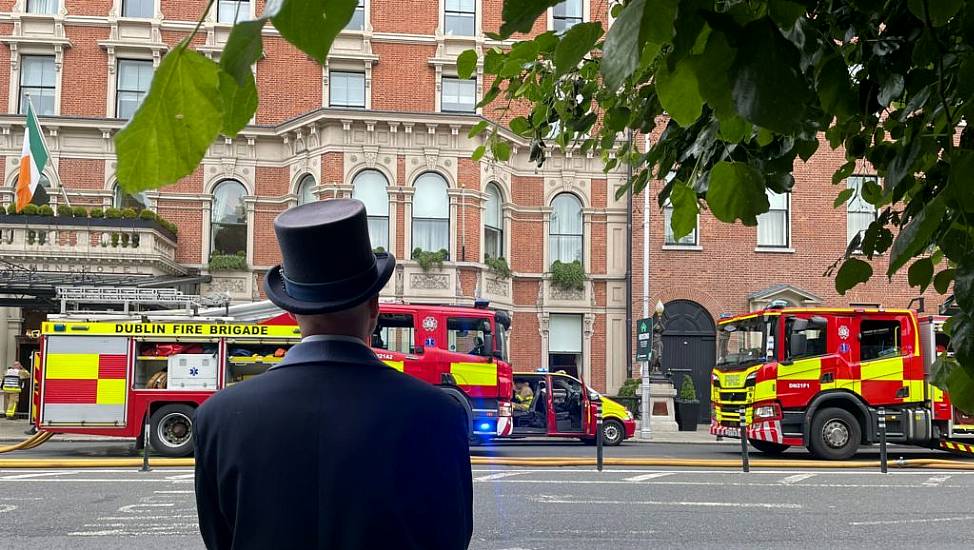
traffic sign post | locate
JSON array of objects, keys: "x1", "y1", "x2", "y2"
[{"x1": 637, "y1": 317, "x2": 652, "y2": 440}]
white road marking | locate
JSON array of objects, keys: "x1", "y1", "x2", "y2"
[
  {"x1": 166, "y1": 473, "x2": 196, "y2": 480},
  {"x1": 851, "y1": 516, "x2": 974, "y2": 526},
  {"x1": 779, "y1": 473, "x2": 817, "y2": 485},
  {"x1": 0, "y1": 471, "x2": 79, "y2": 480},
  {"x1": 118, "y1": 503, "x2": 174, "y2": 513},
  {"x1": 530, "y1": 495, "x2": 801, "y2": 509},
  {"x1": 479, "y1": 478, "x2": 945, "y2": 489},
  {"x1": 97, "y1": 515, "x2": 198, "y2": 521},
  {"x1": 624, "y1": 472, "x2": 675, "y2": 482},
  {"x1": 0, "y1": 504, "x2": 16, "y2": 513},
  {"x1": 474, "y1": 471, "x2": 528, "y2": 482},
  {"x1": 922, "y1": 475, "x2": 951, "y2": 487},
  {"x1": 154, "y1": 490, "x2": 194, "y2": 494}
]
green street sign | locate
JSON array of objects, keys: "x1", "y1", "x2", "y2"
[{"x1": 636, "y1": 317, "x2": 652, "y2": 361}]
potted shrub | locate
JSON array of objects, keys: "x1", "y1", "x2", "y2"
[
  {"x1": 22, "y1": 204, "x2": 39, "y2": 216},
  {"x1": 484, "y1": 255, "x2": 512, "y2": 279},
  {"x1": 411, "y1": 248, "x2": 448, "y2": 272},
  {"x1": 89, "y1": 208, "x2": 105, "y2": 218},
  {"x1": 675, "y1": 374, "x2": 700, "y2": 432},
  {"x1": 550, "y1": 259, "x2": 585, "y2": 291},
  {"x1": 37, "y1": 205, "x2": 55, "y2": 217},
  {"x1": 71, "y1": 206, "x2": 88, "y2": 218},
  {"x1": 56, "y1": 205, "x2": 73, "y2": 217},
  {"x1": 208, "y1": 251, "x2": 248, "y2": 271}
]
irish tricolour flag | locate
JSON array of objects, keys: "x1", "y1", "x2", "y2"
[{"x1": 16, "y1": 102, "x2": 49, "y2": 211}]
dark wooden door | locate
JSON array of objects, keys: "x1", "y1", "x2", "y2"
[{"x1": 661, "y1": 300, "x2": 716, "y2": 423}]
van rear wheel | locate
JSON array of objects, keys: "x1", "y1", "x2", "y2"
[{"x1": 149, "y1": 404, "x2": 196, "y2": 458}]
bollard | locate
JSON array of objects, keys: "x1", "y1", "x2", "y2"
[
  {"x1": 878, "y1": 407, "x2": 887, "y2": 474},
  {"x1": 596, "y1": 399, "x2": 604, "y2": 472},
  {"x1": 739, "y1": 413, "x2": 749, "y2": 473},
  {"x1": 141, "y1": 404, "x2": 151, "y2": 472}
]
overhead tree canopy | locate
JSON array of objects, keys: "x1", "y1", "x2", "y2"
[{"x1": 114, "y1": 0, "x2": 974, "y2": 410}]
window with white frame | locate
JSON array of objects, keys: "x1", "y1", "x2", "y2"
[
  {"x1": 352, "y1": 170, "x2": 390, "y2": 251},
  {"x1": 757, "y1": 190, "x2": 790, "y2": 248},
  {"x1": 122, "y1": 0, "x2": 153, "y2": 18},
  {"x1": 444, "y1": 0, "x2": 475, "y2": 36},
  {"x1": 553, "y1": 0, "x2": 583, "y2": 32},
  {"x1": 217, "y1": 0, "x2": 250, "y2": 23},
  {"x1": 26, "y1": 0, "x2": 57, "y2": 14},
  {"x1": 113, "y1": 184, "x2": 148, "y2": 211},
  {"x1": 19, "y1": 56, "x2": 56, "y2": 115},
  {"x1": 329, "y1": 71, "x2": 366, "y2": 108},
  {"x1": 441, "y1": 77, "x2": 476, "y2": 113},
  {"x1": 484, "y1": 183, "x2": 503, "y2": 259},
  {"x1": 847, "y1": 175, "x2": 877, "y2": 248},
  {"x1": 296, "y1": 174, "x2": 316, "y2": 206},
  {"x1": 412, "y1": 172, "x2": 450, "y2": 254},
  {"x1": 211, "y1": 180, "x2": 248, "y2": 257},
  {"x1": 116, "y1": 59, "x2": 153, "y2": 119},
  {"x1": 346, "y1": 0, "x2": 365, "y2": 30},
  {"x1": 663, "y1": 200, "x2": 697, "y2": 246},
  {"x1": 549, "y1": 193, "x2": 583, "y2": 265}
]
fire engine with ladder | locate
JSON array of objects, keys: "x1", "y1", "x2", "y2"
[
  {"x1": 21, "y1": 287, "x2": 513, "y2": 457},
  {"x1": 710, "y1": 302, "x2": 974, "y2": 459}
]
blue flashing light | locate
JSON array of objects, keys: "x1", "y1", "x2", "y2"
[
  {"x1": 479, "y1": 422, "x2": 491, "y2": 431},
  {"x1": 53, "y1": 324, "x2": 66, "y2": 332}
]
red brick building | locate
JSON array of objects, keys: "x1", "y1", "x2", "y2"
[{"x1": 0, "y1": 1, "x2": 942, "y2": 408}]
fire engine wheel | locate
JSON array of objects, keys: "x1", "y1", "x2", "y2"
[
  {"x1": 808, "y1": 407, "x2": 861, "y2": 460},
  {"x1": 747, "y1": 439, "x2": 790, "y2": 456},
  {"x1": 149, "y1": 404, "x2": 196, "y2": 458}
]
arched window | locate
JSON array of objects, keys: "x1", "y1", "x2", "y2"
[
  {"x1": 296, "y1": 174, "x2": 316, "y2": 206},
  {"x1": 549, "y1": 193, "x2": 583, "y2": 265},
  {"x1": 484, "y1": 183, "x2": 503, "y2": 260},
  {"x1": 11, "y1": 173, "x2": 51, "y2": 206},
  {"x1": 211, "y1": 180, "x2": 247, "y2": 257},
  {"x1": 412, "y1": 172, "x2": 449, "y2": 255},
  {"x1": 113, "y1": 183, "x2": 147, "y2": 211},
  {"x1": 351, "y1": 170, "x2": 389, "y2": 251}
]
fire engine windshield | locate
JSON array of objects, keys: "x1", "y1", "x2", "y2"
[{"x1": 717, "y1": 316, "x2": 771, "y2": 370}]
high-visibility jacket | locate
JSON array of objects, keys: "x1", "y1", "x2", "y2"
[{"x1": 2, "y1": 368, "x2": 25, "y2": 393}]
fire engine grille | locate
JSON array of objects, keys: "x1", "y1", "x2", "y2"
[
  {"x1": 717, "y1": 406, "x2": 743, "y2": 427},
  {"x1": 719, "y1": 391, "x2": 748, "y2": 403}
]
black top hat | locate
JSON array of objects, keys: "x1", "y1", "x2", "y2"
[{"x1": 264, "y1": 199, "x2": 396, "y2": 314}]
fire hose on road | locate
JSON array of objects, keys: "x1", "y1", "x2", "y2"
[{"x1": 0, "y1": 430, "x2": 53, "y2": 454}]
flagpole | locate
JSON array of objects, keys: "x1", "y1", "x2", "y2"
[{"x1": 24, "y1": 94, "x2": 70, "y2": 208}]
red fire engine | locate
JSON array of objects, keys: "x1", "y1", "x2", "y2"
[
  {"x1": 710, "y1": 305, "x2": 974, "y2": 459},
  {"x1": 32, "y1": 302, "x2": 513, "y2": 457}
]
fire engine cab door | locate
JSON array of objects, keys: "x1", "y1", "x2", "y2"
[{"x1": 41, "y1": 335, "x2": 128, "y2": 426}]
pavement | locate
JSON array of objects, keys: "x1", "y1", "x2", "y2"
[{"x1": 2, "y1": 465, "x2": 974, "y2": 549}]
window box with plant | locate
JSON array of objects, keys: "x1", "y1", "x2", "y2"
[
  {"x1": 484, "y1": 255, "x2": 511, "y2": 279},
  {"x1": 209, "y1": 251, "x2": 248, "y2": 272},
  {"x1": 411, "y1": 248, "x2": 448, "y2": 272},
  {"x1": 674, "y1": 374, "x2": 700, "y2": 432},
  {"x1": 550, "y1": 259, "x2": 585, "y2": 291},
  {"x1": 0, "y1": 205, "x2": 178, "y2": 241}
]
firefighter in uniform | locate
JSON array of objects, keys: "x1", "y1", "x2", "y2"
[{"x1": 3, "y1": 361, "x2": 28, "y2": 419}]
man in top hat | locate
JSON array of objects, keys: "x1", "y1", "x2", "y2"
[{"x1": 193, "y1": 199, "x2": 473, "y2": 550}]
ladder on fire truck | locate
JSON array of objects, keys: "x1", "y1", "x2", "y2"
[{"x1": 54, "y1": 286, "x2": 231, "y2": 317}]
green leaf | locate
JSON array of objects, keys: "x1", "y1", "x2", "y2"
[
  {"x1": 499, "y1": 0, "x2": 563, "y2": 38},
  {"x1": 951, "y1": 311, "x2": 974, "y2": 367},
  {"x1": 768, "y1": 0, "x2": 805, "y2": 29},
  {"x1": 669, "y1": 182, "x2": 698, "y2": 240},
  {"x1": 483, "y1": 49, "x2": 505, "y2": 74},
  {"x1": 887, "y1": 196, "x2": 947, "y2": 276},
  {"x1": 471, "y1": 144, "x2": 486, "y2": 162},
  {"x1": 218, "y1": 70, "x2": 258, "y2": 136},
  {"x1": 271, "y1": 0, "x2": 358, "y2": 64},
  {"x1": 908, "y1": 0, "x2": 962, "y2": 27},
  {"x1": 816, "y1": 54, "x2": 858, "y2": 120},
  {"x1": 833, "y1": 187, "x2": 855, "y2": 208},
  {"x1": 508, "y1": 116, "x2": 531, "y2": 136},
  {"x1": 706, "y1": 161, "x2": 770, "y2": 225},
  {"x1": 554, "y1": 22, "x2": 602, "y2": 76},
  {"x1": 457, "y1": 49, "x2": 478, "y2": 80},
  {"x1": 492, "y1": 140, "x2": 511, "y2": 162},
  {"x1": 861, "y1": 178, "x2": 883, "y2": 205},
  {"x1": 468, "y1": 120, "x2": 488, "y2": 139},
  {"x1": 836, "y1": 258, "x2": 873, "y2": 294},
  {"x1": 930, "y1": 353, "x2": 956, "y2": 392},
  {"x1": 831, "y1": 161, "x2": 856, "y2": 185},
  {"x1": 656, "y1": 56, "x2": 703, "y2": 127},
  {"x1": 908, "y1": 257, "x2": 934, "y2": 293},
  {"x1": 534, "y1": 31, "x2": 559, "y2": 53},
  {"x1": 602, "y1": 0, "x2": 655, "y2": 90},
  {"x1": 730, "y1": 19, "x2": 812, "y2": 134},
  {"x1": 935, "y1": 268, "x2": 956, "y2": 294},
  {"x1": 956, "y1": 255, "x2": 974, "y2": 312},
  {"x1": 114, "y1": 48, "x2": 223, "y2": 194},
  {"x1": 947, "y1": 361, "x2": 974, "y2": 415},
  {"x1": 220, "y1": 19, "x2": 266, "y2": 86}
]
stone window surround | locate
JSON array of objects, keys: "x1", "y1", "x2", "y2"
[
  {"x1": 544, "y1": 191, "x2": 591, "y2": 274},
  {"x1": 481, "y1": 181, "x2": 508, "y2": 261},
  {"x1": 437, "y1": 0, "x2": 482, "y2": 38},
  {"x1": 547, "y1": 0, "x2": 591, "y2": 31},
  {"x1": 324, "y1": 60, "x2": 374, "y2": 110},
  {"x1": 538, "y1": 311, "x2": 596, "y2": 386},
  {"x1": 201, "y1": 175, "x2": 256, "y2": 268}
]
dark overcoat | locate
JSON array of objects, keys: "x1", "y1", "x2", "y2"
[{"x1": 194, "y1": 338, "x2": 473, "y2": 549}]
